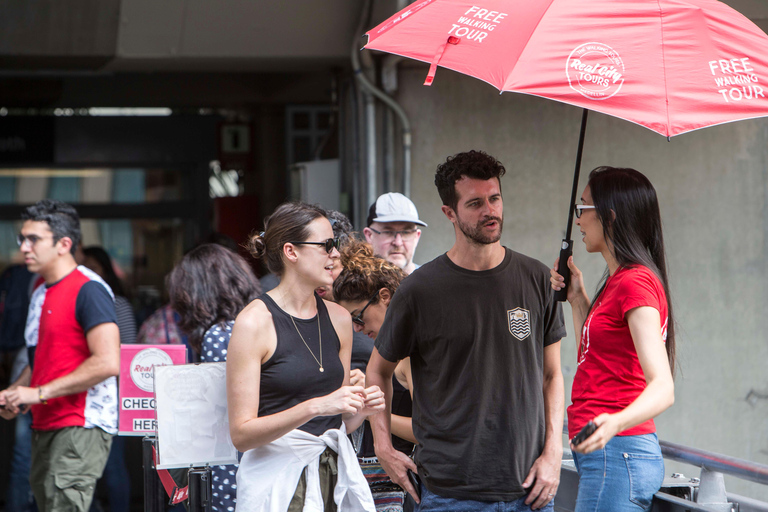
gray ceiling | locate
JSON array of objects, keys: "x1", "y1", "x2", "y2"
[
  {"x1": 0, "y1": 0, "x2": 765, "y2": 75},
  {"x1": 0, "y1": 0, "x2": 765, "y2": 108}
]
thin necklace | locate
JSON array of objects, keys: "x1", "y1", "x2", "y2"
[{"x1": 281, "y1": 288, "x2": 324, "y2": 372}]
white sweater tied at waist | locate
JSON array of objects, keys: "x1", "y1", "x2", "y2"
[{"x1": 235, "y1": 425, "x2": 375, "y2": 512}]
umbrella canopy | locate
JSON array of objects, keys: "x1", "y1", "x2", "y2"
[{"x1": 365, "y1": 0, "x2": 768, "y2": 138}]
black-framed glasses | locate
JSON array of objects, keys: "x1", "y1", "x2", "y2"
[
  {"x1": 351, "y1": 292, "x2": 380, "y2": 327},
  {"x1": 16, "y1": 234, "x2": 53, "y2": 248},
  {"x1": 368, "y1": 228, "x2": 418, "y2": 242},
  {"x1": 574, "y1": 205, "x2": 596, "y2": 219},
  {"x1": 288, "y1": 237, "x2": 341, "y2": 254}
]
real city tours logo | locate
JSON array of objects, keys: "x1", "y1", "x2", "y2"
[
  {"x1": 130, "y1": 348, "x2": 174, "y2": 392},
  {"x1": 566, "y1": 43, "x2": 625, "y2": 101}
]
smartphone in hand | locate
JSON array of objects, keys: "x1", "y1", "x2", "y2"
[
  {"x1": 407, "y1": 469, "x2": 421, "y2": 500},
  {"x1": 571, "y1": 421, "x2": 597, "y2": 446}
]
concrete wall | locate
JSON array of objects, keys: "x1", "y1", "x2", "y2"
[{"x1": 394, "y1": 63, "x2": 768, "y2": 499}]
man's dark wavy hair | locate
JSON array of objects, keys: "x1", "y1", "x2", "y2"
[
  {"x1": 21, "y1": 199, "x2": 81, "y2": 256},
  {"x1": 434, "y1": 150, "x2": 506, "y2": 211}
]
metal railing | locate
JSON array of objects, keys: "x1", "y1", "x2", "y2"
[
  {"x1": 144, "y1": 428, "x2": 768, "y2": 511},
  {"x1": 660, "y1": 439, "x2": 768, "y2": 487}
]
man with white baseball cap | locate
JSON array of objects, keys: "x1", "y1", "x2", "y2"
[{"x1": 363, "y1": 193, "x2": 426, "y2": 275}]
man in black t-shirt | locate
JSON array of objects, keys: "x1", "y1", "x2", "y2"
[{"x1": 366, "y1": 150, "x2": 565, "y2": 511}]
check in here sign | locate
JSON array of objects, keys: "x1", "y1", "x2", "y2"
[{"x1": 119, "y1": 345, "x2": 187, "y2": 436}]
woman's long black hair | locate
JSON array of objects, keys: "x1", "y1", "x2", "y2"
[{"x1": 587, "y1": 166, "x2": 676, "y2": 374}]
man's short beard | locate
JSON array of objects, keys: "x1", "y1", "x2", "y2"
[{"x1": 456, "y1": 215, "x2": 503, "y2": 245}]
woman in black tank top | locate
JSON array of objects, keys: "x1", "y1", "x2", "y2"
[{"x1": 226, "y1": 202, "x2": 385, "y2": 510}]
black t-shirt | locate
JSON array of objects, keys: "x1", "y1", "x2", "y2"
[
  {"x1": 75, "y1": 280, "x2": 118, "y2": 332},
  {"x1": 375, "y1": 248, "x2": 566, "y2": 501}
]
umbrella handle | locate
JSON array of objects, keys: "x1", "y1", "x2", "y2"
[{"x1": 554, "y1": 239, "x2": 573, "y2": 303}]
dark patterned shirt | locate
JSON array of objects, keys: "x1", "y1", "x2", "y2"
[{"x1": 202, "y1": 321, "x2": 237, "y2": 512}]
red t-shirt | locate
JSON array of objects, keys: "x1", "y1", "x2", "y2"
[
  {"x1": 27, "y1": 267, "x2": 117, "y2": 433},
  {"x1": 567, "y1": 265, "x2": 668, "y2": 439}
]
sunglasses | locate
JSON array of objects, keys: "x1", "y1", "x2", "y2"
[
  {"x1": 574, "y1": 205, "x2": 596, "y2": 218},
  {"x1": 289, "y1": 237, "x2": 341, "y2": 254},
  {"x1": 351, "y1": 292, "x2": 380, "y2": 327}
]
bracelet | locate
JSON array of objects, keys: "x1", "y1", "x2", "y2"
[{"x1": 38, "y1": 387, "x2": 48, "y2": 405}]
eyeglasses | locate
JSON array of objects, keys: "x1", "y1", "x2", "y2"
[
  {"x1": 16, "y1": 234, "x2": 53, "y2": 248},
  {"x1": 351, "y1": 292, "x2": 380, "y2": 327},
  {"x1": 574, "y1": 205, "x2": 596, "y2": 218},
  {"x1": 368, "y1": 228, "x2": 419, "y2": 242},
  {"x1": 289, "y1": 237, "x2": 341, "y2": 254}
]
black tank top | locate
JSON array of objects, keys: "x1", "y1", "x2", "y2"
[
  {"x1": 391, "y1": 379, "x2": 414, "y2": 454},
  {"x1": 258, "y1": 293, "x2": 344, "y2": 436}
]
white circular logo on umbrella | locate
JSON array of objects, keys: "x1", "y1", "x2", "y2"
[{"x1": 566, "y1": 43, "x2": 625, "y2": 100}]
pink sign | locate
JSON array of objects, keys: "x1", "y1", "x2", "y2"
[{"x1": 119, "y1": 345, "x2": 187, "y2": 436}]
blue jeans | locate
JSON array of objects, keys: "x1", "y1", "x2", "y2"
[
  {"x1": 416, "y1": 483, "x2": 554, "y2": 512},
  {"x1": 572, "y1": 433, "x2": 664, "y2": 512},
  {"x1": 6, "y1": 411, "x2": 37, "y2": 512}
]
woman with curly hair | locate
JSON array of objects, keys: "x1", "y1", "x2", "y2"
[
  {"x1": 333, "y1": 240, "x2": 416, "y2": 510},
  {"x1": 167, "y1": 243, "x2": 262, "y2": 512},
  {"x1": 334, "y1": 241, "x2": 406, "y2": 339}
]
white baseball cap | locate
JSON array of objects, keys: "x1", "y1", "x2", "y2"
[{"x1": 367, "y1": 193, "x2": 427, "y2": 227}]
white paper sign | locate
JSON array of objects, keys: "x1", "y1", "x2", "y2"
[{"x1": 154, "y1": 362, "x2": 238, "y2": 469}]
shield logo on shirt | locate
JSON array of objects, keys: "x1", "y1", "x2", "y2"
[{"x1": 508, "y1": 308, "x2": 531, "y2": 341}]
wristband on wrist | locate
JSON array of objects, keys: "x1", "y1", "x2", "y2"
[{"x1": 38, "y1": 387, "x2": 48, "y2": 405}]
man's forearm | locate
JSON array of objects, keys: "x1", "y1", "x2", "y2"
[
  {"x1": 542, "y1": 371, "x2": 565, "y2": 454},
  {"x1": 41, "y1": 354, "x2": 118, "y2": 400},
  {"x1": 366, "y1": 365, "x2": 396, "y2": 453}
]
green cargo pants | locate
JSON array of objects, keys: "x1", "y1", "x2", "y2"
[{"x1": 30, "y1": 426, "x2": 113, "y2": 512}]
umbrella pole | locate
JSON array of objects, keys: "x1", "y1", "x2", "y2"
[{"x1": 554, "y1": 108, "x2": 589, "y2": 302}]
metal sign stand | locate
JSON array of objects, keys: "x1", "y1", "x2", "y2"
[
  {"x1": 142, "y1": 436, "x2": 166, "y2": 512},
  {"x1": 188, "y1": 465, "x2": 213, "y2": 512},
  {"x1": 142, "y1": 436, "x2": 214, "y2": 511}
]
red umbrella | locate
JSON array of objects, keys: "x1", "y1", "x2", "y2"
[{"x1": 364, "y1": 0, "x2": 768, "y2": 298}]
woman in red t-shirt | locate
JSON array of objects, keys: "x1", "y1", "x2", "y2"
[{"x1": 551, "y1": 166, "x2": 675, "y2": 512}]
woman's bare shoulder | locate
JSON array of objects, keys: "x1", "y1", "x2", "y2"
[
  {"x1": 230, "y1": 299, "x2": 277, "y2": 361},
  {"x1": 235, "y1": 298, "x2": 272, "y2": 329}
]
